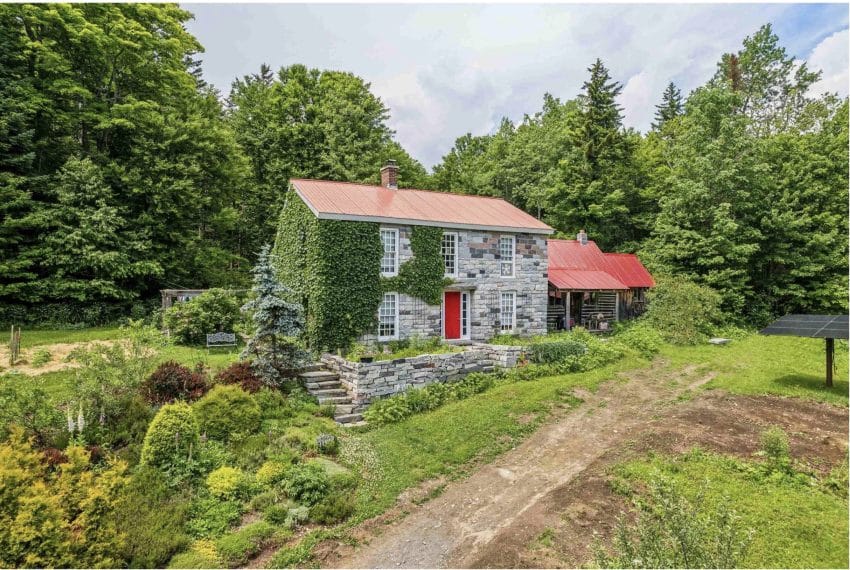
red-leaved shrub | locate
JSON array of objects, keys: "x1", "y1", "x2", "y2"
[
  {"x1": 42, "y1": 447, "x2": 69, "y2": 467},
  {"x1": 142, "y1": 361, "x2": 209, "y2": 404},
  {"x1": 215, "y1": 361, "x2": 263, "y2": 393}
]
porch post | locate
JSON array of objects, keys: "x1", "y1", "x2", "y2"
[
  {"x1": 615, "y1": 291, "x2": 619, "y2": 322},
  {"x1": 564, "y1": 290, "x2": 571, "y2": 331}
]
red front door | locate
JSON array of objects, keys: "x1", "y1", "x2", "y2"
[{"x1": 444, "y1": 291, "x2": 461, "y2": 339}]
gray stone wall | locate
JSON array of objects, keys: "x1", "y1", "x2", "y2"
[
  {"x1": 321, "y1": 343, "x2": 528, "y2": 404},
  {"x1": 361, "y1": 225, "x2": 549, "y2": 343}
]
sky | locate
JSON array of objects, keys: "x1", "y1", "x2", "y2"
[{"x1": 186, "y1": 3, "x2": 849, "y2": 169}]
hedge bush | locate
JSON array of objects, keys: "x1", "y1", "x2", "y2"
[
  {"x1": 140, "y1": 402, "x2": 200, "y2": 480},
  {"x1": 142, "y1": 361, "x2": 209, "y2": 404},
  {"x1": 527, "y1": 338, "x2": 587, "y2": 364},
  {"x1": 612, "y1": 321, "x2": 664, "y2": 359},
  {"x1": 193, "y1": 385, "x2": 261, "y2": 441},
  {"x1": 214, "y1": 521, "x2": 275, "y2": 567},
  {"x1": 163, "y1": 289, "x2": 241, "y2": 345}
]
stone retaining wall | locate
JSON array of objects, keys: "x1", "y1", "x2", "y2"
[{"x1": 321, "y1": 343, "x2": 528, "y2": 405}]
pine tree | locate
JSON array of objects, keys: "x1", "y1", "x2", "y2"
[
  {"x1": 241, "y1": 245, "x2": 309, "y2": 386},
  {"x1": 651, "y1": 82, "x2": 683, "y2": 130}
]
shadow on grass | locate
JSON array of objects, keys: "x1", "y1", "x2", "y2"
[{"x1": 774, "y1": 374, "x2": 849, "y2": 398}]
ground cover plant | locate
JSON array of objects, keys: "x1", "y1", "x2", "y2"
[{"x1": 606, "y1": 443, "x2": 849, "y2": 568}]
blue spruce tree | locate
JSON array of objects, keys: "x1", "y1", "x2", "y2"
[{"x1": 241, "y1": 245, "x2": 309, "y2": 385}]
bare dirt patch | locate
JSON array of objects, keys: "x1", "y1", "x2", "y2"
[{"x1": 0, "y1": 340, "x2": 116, "y2": 376}]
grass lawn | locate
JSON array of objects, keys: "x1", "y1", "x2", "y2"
[
  {"x1": 614, "y1": 450, "x2": 849, "y2": 568},
  {"x1": 15, "y1": 326, "x2": 124, "y2": 348},
  {"x1": 347, "y1": 355, "x2": 647, "y2": 519},
  {"x1": 661, "y1": 334, "x2": 848, "y2": 406}
]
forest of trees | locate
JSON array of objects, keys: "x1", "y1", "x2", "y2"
[{"x1": 0, "y1": 4, "x2": 846, "y2": 325}]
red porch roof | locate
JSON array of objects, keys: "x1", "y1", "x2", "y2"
[
  {"x1": 547, "y1": 239, "x2": 653, "y2": 290},
  {"x1": 291, "y1": 179, "x2": 554, "y2": 234}
]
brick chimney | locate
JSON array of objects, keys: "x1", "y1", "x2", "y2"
[
  {"x1": 577, "y1": 229, "x2": 588, "y2": 245},
  {"x1": 380, "y1": 160, "x2": 398, "y2": 189}
]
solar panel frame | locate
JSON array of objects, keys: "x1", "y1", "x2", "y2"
[{"x1": 760, "y1": 314, "x2": 849, "y2": 340}]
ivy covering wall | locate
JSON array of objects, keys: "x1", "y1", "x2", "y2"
[
  {"x1": 274, "y1": 191, "x2": 450, "y2": 352},
  {"x1": 381, "y1": 225, "x2": 450, "y2": 305}
]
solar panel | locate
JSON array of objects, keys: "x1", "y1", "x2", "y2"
[{"x1": 760, "y1": 314, "x2": 849, "y2": 340}]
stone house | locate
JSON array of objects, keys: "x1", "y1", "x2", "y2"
[{"x1": 287, "y1": 161, "x2": 554, "y2": 343}]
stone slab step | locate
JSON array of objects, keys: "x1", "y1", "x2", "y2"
[
  {"x1": 312, "y1": 388, "x2": 347, "y2": 397},
  {"x1": 299, "y1": 371, "x2": 340, "y2": 381},
  {"x1": 318, "y1": 396, "x2": 352, "y2": 405},
  {"x1": 341, "y1": 420, "x2": 367, "y2": 428},
  {"x1": 305, "y1": 380, "x2": 342, "y2": 390},
  {"x1": 300, "y1": 363, "x2": 326, "y2": 372},
  {"x1": 333, "y1": 404, "x2": 356, "y2": 415},
  {"x1": 334, "y1": 413, "x2": 363, "y2": 424}
]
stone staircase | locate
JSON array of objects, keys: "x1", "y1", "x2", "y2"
[{"x1": 299, "y1": 365, "x2": 366, "y2": 427}]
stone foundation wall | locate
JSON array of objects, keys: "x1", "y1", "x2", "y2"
[{"x1": 321, "y1": 343, "x2": 528, "y2": 405}]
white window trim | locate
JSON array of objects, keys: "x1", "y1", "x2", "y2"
[
  {"x1": 499, "y1": 235, "x2": 516, "y2": 278},
  {"x1": 499, "y1": 291, "x2": 516, "y2": 334},
  {"x1": 377, "y1": 292, "x2": 399, "y2": 341},
  {"x1": 380, "y1": 227, "x2": 399, "y2": 277},
  {"x1": 442, "y1": 232, "x2": 458, "y2": 278}
]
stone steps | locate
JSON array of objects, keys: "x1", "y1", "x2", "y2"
[{"x1": 301, "y1": 363, "x2": 364, "y2": 426}]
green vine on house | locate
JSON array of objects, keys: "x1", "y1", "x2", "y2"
[{"x1": 273, "y1": 191, "x2": 449, "y2": 352}]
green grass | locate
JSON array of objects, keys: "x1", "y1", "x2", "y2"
[
  {"x1": 15, "y1": 326, "x2": 124, "y2": 348},
  {"x1": 661, "y1": 335, "x2": 848, "y2": 406},
  {"x1": 614, "y1": 450, "x2": 849, "y2": 568},
  {"x1": 346, "y1": 356, "x2": 647, "y2": 519}
]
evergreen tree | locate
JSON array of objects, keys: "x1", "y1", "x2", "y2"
[
  {"x1": 546, "y1": 59, "x2": 644, "y2": 250},
  {"x1": 652, "y1": 82, "x2": 683, "y2": 131},
  {"x1": 241, "y1": 245, "x2": 310, "y2": 386}
]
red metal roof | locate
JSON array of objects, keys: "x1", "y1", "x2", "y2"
[
  {"x1": 291, "y1": 179, "x2": 554, "y2": 234},
  {"x1": 604, "y1": 253, "x2": 655, "y2": 288},
  {"x1": 549, "y1": 269, "x2": 627, "y2": 290},
  {"x1": 547, "y1": 239, "x2": 653, "y2": 290}
]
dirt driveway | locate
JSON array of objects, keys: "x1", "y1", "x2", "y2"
[{"x1": 317, "y1": 360, "x2": 848, "y2": 569}]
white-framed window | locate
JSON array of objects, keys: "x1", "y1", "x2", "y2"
[
  {"x1": 378, "y1": 292, "x2": 399, "y2": 340},
  {"x1": 461, "y1": 292, "x2": 469, "y2": 338},
  {"x1": 380, "y1": 228, "x2": 398, "y2": 276},
  {"x1": 500, "y1": 291, "x2": 516, "y2": 333},
  {"x1": 499, "y1": 235, "x2": 515, "y2": 277},
  {"x1": 442, "y1": 232, "x2": 458, "y2": 277}
]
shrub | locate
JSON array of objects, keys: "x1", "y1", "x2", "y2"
[
  {"x1": 142, "y1": 361, "x2": 209, "y2": 404},
  {"x1": 760, "y1": 426, "x2": 792, "y2": 475},
  {"x1": 263, "y1": 503, "x2": 290, "y2": 525},
  {"x1": 0, "y1": 380, "x2": 64, "y2": 446},
  {"x1": 168, "y1": 541, "x2": 220, "y2": 569},
  {"x1": 163, "y1": 288, "x2": 241, "y2": 345},
  {"x1": 283, "y1": 463, "x2": 330, "y2": 506},
  {"x1": 214, "y1": 521, "x2": 274, "y2": 567},
  {"x1": 196, "y1": 440, "x2": 236, "y2": 473},
  {"x1": 528, "y1": 338, "x2": 586, "y2": 364},
  {"x1": 253, "y1": 388, "x2": 290, "y2": 420},
  {"x1": 612, "y1": 321, "x2": 664, "y2": 359},
  {"x1": 140, "y1": 402, "x2": 200, "y2": 481},
  {"x1": 362, "y1": 395, "x2": 412, "y2": 425},
  {"x1": 30, "y1": 348, "x2": 51, "y2": 367},
  {"x1": 193, "y1": 385, "x2": 262, "y2": 441},
  {"x1": 206, "y1": 466, "x2": 246, "y2": 500},
  {"x1": 215, "y1": 361, "x2": 264, "y2": 393},
  {"x1": 593, "y1": 477, "x2": 753, "y2": 568},
  {"x1": 645, "y1": 276, "x2": 723, "y2": 345},
  {"x1": 309, "y1": 490, "x2": 355, "y2": 524},
  {"x1": 284, "y1": 505, "x2": 310, "y2": 528},
  {"x1": 114, "y1": 466, "x2": 192, "y2": 568},
  {"x1": 186, "y1": 496, "x2": 242, "y2": 538},
  {"x1": 257, "y1": 460, "x2": 289, "y2": 487},
  {"x1": 316, "y1": 433, "x2": 339, "y2": 455}
]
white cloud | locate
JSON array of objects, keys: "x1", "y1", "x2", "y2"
[
  {"x1": 187, "y1": 4, "x2": 848, "y2": 168},
  {"x1": 808, "y1": 29, "x2": 850, "y2": 97}
]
